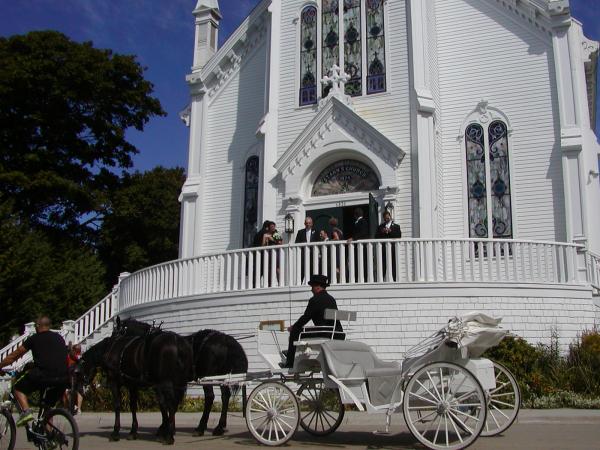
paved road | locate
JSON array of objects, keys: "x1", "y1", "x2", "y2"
[{"x1": 11, "y1": 410, "x2": 600, "y2": 449}]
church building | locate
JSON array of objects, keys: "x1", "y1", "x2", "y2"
[{"x1": 179, "y1": 0, "x2": 600, "y2": 258}]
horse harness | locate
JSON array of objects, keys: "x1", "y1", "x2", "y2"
[{"x1": 190, "y1": 330, "x2": 219, "y2": 380}]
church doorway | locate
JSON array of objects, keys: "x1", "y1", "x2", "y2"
[{"x1": 306, "y1": 203, "x2": 369, "y2": 239}]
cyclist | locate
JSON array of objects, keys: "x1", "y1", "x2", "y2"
[{"x1": 0, "y1": 316, "x2": 68, "y2": 426}]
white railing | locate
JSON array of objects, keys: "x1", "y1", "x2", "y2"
[
  {"x1": 586, "y1": 251, "x2": 600, "y2": 293},
  {"x1": 72, "y1": 289, "x2": 117, "y2": 343},
  {"x1": 119, "y1": 238, "x2": 585, "y2": 310}
]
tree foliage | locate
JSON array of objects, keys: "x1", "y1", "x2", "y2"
[
  {"x1": 0, "y1": 31, "x2": 165, "y2": 235},
  {"x1": 99, "y1": 167, "x2": 185, "y2": 284},
  {"x1": 0, "y1": 206, "x2": 107, "y2": 342}
]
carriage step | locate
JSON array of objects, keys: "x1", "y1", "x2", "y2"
[{"x1": 373, "y1": 430, "x2": 392, "y2": 436}]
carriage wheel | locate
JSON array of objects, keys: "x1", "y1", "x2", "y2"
[
  {"x1": 403, "y1": 362, "x2": 486, "y2": 450},
  {"x1": 245, "y1": 382, "x2": 300, "y2": 446},
  {"x1": 297, "y1": 380, "x2": 344, "y2": 436},
  {"x1": 481, "y1": 361, "x2": 520, "y2": 437}
]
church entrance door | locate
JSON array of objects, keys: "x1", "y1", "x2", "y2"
[{"x1": 306, "y1": 203, "x2": 369, "y2": 239}]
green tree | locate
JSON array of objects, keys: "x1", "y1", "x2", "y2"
[
  {"x1": 99, "y1": 167, "x2": 185, "y2": 284},
  {"x1": 0, "y1": 31, "x2": 165, "y2": 236},
  {"x1": 0, "y1": 207, "x2": 106, "y2": 343}
]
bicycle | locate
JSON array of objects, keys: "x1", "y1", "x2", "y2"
[{"x1": 1, "y1": 371, "x2": 79, "y2": 450}]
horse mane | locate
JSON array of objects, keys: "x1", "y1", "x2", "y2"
[{"x1": 82, "y1": 336, "x2": 112, "y2": 366}]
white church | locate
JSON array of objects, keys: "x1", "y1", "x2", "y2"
[{"x1": 3, "y1": 0, "x2": 600, "y2": 370}]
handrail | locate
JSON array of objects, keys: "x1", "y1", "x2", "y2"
[{"x1": 118, "y1": 238, "x2": 588, "y2": 310}]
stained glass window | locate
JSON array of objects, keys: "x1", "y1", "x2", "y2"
[
  {"x1": 343, "y1": 0, "x2": 362, "y2": 96},
  {"x1": 243, "y1": 156, "x2": 259, "y2": 247},
  {"x1": 322, "y1": 0, "x2": 339, "y2": 98},
  {"x1": 465, "y1": 124, "x2": 488, "y2": 238},
  {"x1": 465, "y1": 121, "x2": 513, "y2": 240},
  {"x1": 488, "y1": 121, "x2": 512, "y2": 238},
  {"x1": 366, "y1": 0, "x2": 385, "y2": 94},
  {"x1": 300, "y1": 6, "x2": 318, "y2": 106}
]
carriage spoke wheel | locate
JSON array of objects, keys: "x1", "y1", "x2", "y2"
[
  {"x1": 298, "y1": 380, "x2": 344, "y2": 436},
  {"x1": 245, "y1": 382, "x2": 300, "y2": 446},
  {"x1": 481, "y1": 361, "x2": 520, "y2": 437},
  {"x1": 403, "y1": 362, "x2": 486, "y2": 450}
]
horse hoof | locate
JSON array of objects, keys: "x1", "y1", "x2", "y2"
[
  {"x1": 212, "y1": 427, "x2": 226, "y2": 436},
  {"x1": 109, "y1": 435, "x2": 120, "y2": 442},
  {"x1": 162, "y1": 437, "x2": 175, "y2": 445},
  {"x1": 193, "y1": 429, "x2": 205, "y2": 437},
  {"x1": 126, "y1": 433, "x2": 137, "y2": 441}
]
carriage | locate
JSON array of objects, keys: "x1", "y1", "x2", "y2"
[{"x1": 198, "y1": 310, "x2": 520, "y2": 450}]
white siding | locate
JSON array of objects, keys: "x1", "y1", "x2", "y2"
[
  {"x1": 201, "y1": 43, "x2": 268, "y2": 253},
  {"x1": 436, "y1": 0, "x2": 565, "y2": 241},
  {"x1": 126, "y1": 283, "x2": 595, "y2": 371},
  {"x1": 275, "y1": 0, "x2": 413, "y2": 236}
]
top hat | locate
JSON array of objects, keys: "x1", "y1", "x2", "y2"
[{"x1": 308, "y1": 274, "x2": 329, "y2": 287}]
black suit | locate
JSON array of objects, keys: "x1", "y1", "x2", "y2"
[
  {"x1": 375, "y1": 222, "x2": 402, "y2": 280},
  {"x1": 285, "y1": 290, "x2": 344, "y2": 367},
  {"x1": 295, "y1": 228, "x2": 318, "y2": 281},
  {"x1": 350, "y1": 217, "x2": 369, "y2": 240},
  {"x1": 349, "y1": 217, "x2": 369, "y2": 281},
  {"x1": 294, "y1": 228, "x2": 318, "y2": 243}
]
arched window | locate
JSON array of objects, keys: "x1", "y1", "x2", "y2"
[
  {"x1": 243, "y1": 156, "x2": 259, "y2": 247},
  {"x1": 366, "y1": 0, "x2": 386, "y2": 93},
  {"x1": 465, "y1": 121, "x2": 512, "y2": 238},
  {"x1": 299, "y1": 6, "x2": 318, "y2": 106},
  {"x1": 301, "y1": 0, "x2": 387, "y2": 104},
  {"x1": 321, "y1": 0, "x2": 339, "y2": 98},
  {"x1": 343, "y1": 0, "x2": 362, "y2": 96}
]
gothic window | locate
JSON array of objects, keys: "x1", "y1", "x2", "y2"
[
  {"x1": 366, "y1": 0, "x2": 386, "y2": 94},
  {"x1": 343, "y1": 0, "x2": 362, "y2": 96},
  {"x1": 243, "y1": 156, "x2": 259, "y2": 247},
  {"x1": 465, "y1": 121, "x2": 513, "y2": 239},
  {"x1": 302, "y1": 1, "x2": 387, "y2": 104},
  {"x1": 322, "y1": 0, "x2": 339, "y2": 98},
  {"x1": 488, "y1": 121, "x2": 512, "y2": 238},
  {"x1": 300, "y1": 6, "x2": 318, "y2": 106}
]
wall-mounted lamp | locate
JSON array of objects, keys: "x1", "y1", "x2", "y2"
[
  {"x1": 589, "y1": 169, "x2": 599, "y2": 178},
  {"x1": 284, "y1": 213, "x2": 295, "y2": 234}
]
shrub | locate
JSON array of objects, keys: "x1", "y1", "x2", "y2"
[{"x1": 567, "y1": 329, "x2": 600, "y2": 396}]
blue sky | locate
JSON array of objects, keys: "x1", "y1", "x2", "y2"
[{"x1": 1, "y1": 0, "x2": 598, "y2": 172}]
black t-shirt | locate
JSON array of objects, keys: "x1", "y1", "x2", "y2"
[{"x1": 23, "y1": 331, "x2": 68, "y2": 376}]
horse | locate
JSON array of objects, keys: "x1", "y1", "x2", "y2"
[
  {"x1": 187, "y1": 329, "x2": 248, "y2": 436},
  {"x1": 76, "y1": 321, "x2": 193, "y2": 444},
  {"x1": 113, "y1": 318, "x2": 249, "y2": 437}
]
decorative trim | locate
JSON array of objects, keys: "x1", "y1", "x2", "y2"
[
  {"x1": 492, "y1": 0, "x2": 571, "y2": 34},
  {"x1": 274, "y1": 96, "x2": 405, "y2": 179},
  {"x1": 457, "y1": 100, "x2": 513, "y2": 141},
  {"x1": 186, "y1": 0, "x2": 269, "y2": 101}
]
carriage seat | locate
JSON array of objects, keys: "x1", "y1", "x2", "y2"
[{"x1": 320, "y1": 340, "x2": 402, "y2": 380}]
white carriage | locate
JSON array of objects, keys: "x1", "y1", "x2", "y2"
[{"x1": 244, "y1": 310, "x2": 520, "y2": 449}]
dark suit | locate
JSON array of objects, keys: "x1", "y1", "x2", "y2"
[
  {"x1": 375, "y1": 222, "x2": 402, "y2": 280},
  {"x1": 349, "y1": 217, "x2": 369, "y2": 281},
  {"x1": 285, "y1": 290, "x2": 344, "y2": 367},
  {"x1": 295, "y1": 228, "x2": 319, "y2": 281}
]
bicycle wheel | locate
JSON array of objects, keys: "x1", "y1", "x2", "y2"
[
  {"x1": 0, "y1": 408, "x2": 16, "y2": 450},
  {"x1": 42, "y1": 409, "x2": 79, "y2": 450}
]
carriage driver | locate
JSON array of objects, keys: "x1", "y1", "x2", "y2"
[
  {"x1": 282, "y1": 274, "x2": 344, "y2": 368},
  {"x1": 0, "y1": 316, "x2": 68, "y2": 426}
]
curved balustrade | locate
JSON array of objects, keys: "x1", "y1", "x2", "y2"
[
  {"x1": 119, "y1": 238, "x2": 585, "y2": 310},
  {"x1": 73, "y1": 290, "x2": 117, "y2": 342}
]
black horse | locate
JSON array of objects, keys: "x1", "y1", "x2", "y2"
[
  {"x1": 113, "y1": 319, "x2": 249, "y2": 437},
  {"x1": 187, "y1": 329, "x2": 248, "y2": 436},
  {"x1": 76, "y1": 320, "x2": 193, "y2": 444}
]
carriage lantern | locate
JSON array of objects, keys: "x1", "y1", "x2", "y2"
[{"x1": 284, "y1": 213, "x2": 295, "y2": 234}]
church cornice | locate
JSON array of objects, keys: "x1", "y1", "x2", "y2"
[
  {"x1": 186, "y1": 0, "x2": 270, "y2": 100},
  {"x1": 274, "y1": 96, "x2": 405, "y2": 180},
  {"x1": 491, "y1": 0, "x2": 571, "y2": 35}
]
